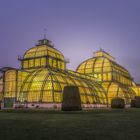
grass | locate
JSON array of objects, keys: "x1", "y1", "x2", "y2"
[{"x1": 0, "y1": 108, "x2": 140, "y2": 140}]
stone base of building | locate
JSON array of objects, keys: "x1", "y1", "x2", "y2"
[
  {"x1": 0, "y1": 102, "x2": 108, "y2": 110},
  {"x1": 82, "y1": 104, "x2": 108, "y2": 109},
  {"x1": 14, "y1": 103, "x2": 62, "y2": 110},
  {"x1": 1, "y1": 102, "x2": 133, "y2": 110}
]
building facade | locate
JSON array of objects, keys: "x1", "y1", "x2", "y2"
[
  {"x1": 77, "y1": 50, "x2": 137, "y2": 104},
  {"x1": 0, "y1": 38, "x2": 139, "y2": 109}
]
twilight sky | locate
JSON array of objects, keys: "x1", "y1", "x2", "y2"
[{"x1": 0, "y1": 0, "x2": 140, "y2": 82}]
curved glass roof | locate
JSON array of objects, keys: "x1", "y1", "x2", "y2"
[
  {"x1": 0, "y1": 77, "x2": 3, "y2": 100},
  {"x1": 24, "y1": 45, "x2": 64, "y2": 61},
  {"x1": 1, "y1": 40, "x2": 139, "y2": 107},
  {"x1": 77, "y1": 57, "x2": 131, "y2": 77},
  {"x1": 17, "y1": 68, "x2": 107, "y2": 104},
  {"x1": 77, "y1": 50, "x2": 133, "y2": 86},
  {"x1": 21, "y1": 39, "x2": 66, "y2": 70},
  {"x1": 102, "y1": 82, "x2": 135, "y2": 104}
]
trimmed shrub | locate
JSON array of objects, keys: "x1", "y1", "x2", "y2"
[
  {"x1": 131, "y1": 99, "x2": 136, "y2": 108},
  {"x1": 131, "y1": 96, "x2": 140, "y2": 108},
  {"x1": 135, "y1": 96, "x2": 140, "y2": 100},
  {"x1": 111, "y1": 97, "x2": 125, "y2": 108},
  {"x1": 62, "y1": 86, "x2": 82, "y2": 111}
]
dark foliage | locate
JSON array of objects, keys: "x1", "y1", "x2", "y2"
[
  {"x1": 111, "y1": 97, "x2": 125, "y2": 108},
  {"x1": 62, "y1": 86, "x2": 82, "y2": 111}
]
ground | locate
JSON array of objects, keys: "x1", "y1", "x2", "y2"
[{"x1": 0, "y1": 108, "x2": 140, "y2": 140}]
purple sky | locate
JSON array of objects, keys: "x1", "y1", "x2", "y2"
[{"x1": 0, "y1": 0, "x2": 140, "y2": 82}]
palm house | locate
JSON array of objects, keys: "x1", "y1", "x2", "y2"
[
  {"x1": 76, "y1": 50, "x2": 137, "y2": 104},
  {"x1": 0, "y1": 37, "x2": 139, "y2": 109},
  {"x1": 0, "y1": 38, "x2": 107, "y2": 109}
]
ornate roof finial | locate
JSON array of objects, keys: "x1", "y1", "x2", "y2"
[
  {"x1": 99, "y1": 42, "x2": 104, "y2": 51},
  {"x1": 100, "y1": 48, "x2": 103, "y2": 51},
  {"x1": 43, "y1": 28, "x2": 47, "y2": 39}
]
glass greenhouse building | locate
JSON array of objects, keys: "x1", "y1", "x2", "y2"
[
  {"x1": 0, "y1": 38, "x2": 139, "y2": 109},
  {"x1": 77, "y1": 50, "x2": 137, "y2": 104}
]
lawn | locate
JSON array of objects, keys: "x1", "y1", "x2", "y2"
[{"x1": 0, "y1": 108, "x2": 140, "y2": 140}]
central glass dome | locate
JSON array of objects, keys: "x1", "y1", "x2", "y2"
[
  {"x1": 21, "y1": 39, "x2": 66, "y2": 70},
  {"x1": 24, "y1": 39, "x2": 64, "y2": 61}
]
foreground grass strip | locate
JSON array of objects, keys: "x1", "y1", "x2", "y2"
[{"x1": 0, "y1": 108, "x2": 140, "y2": 140}]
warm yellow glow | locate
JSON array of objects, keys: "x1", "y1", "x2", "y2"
[
  {"x1": 16, "y1": 68, "x2": 107, "y2": 104},
  {"x1": 2, "y1": 40, "x2": 138, "y2": 107},
  {"x1": 131, "y1": 85, "x2": 140, "y2": 96},
  {"x1": 22, "y1": 45, "x2": 65, "y2": 70},
  {"x1": 77, "y1": 53, "x2": 132, "y2": 86},
  {"x1": 4, "y1": 70, "x2": 17, "y2": 98},
  {"x1": 102, "y1": 82, "x2": 135, "y2": 104},
  {"x1": 24, "y1": 45, "x2": 64, "y2": 60},
  {"x1": 0, "y1": 78, "x2": 3, "y2": 100},
  {"x1": 94, "y1": 50, "x2": 115, "y2": 61},
  {"x1": 76, "y1": 50, "x2": 136, "y2": 104}
]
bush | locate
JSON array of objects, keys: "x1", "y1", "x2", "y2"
[
  {"x1": 131, "y1": 96, "x2": 140, "y2": 108},
  {"x1": 111, "y1": 97, "x2": 125, "y2": 108},
  {"x1": 131, "y1": 99, "x2": 136, "y2": 108},
  {"x1": 62, "y1": 86, "x2": 82, "y2": 111}
]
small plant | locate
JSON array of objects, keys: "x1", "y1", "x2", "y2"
[
  {"x1": 111, "y1": 97, "x2": 125, "y2": 108},
  {"x1": 131, "y1": 99, "x2": 136, "y2": 107},
  {"x1": 131, "y1": 96, "x2": 140, "y2": 108}
]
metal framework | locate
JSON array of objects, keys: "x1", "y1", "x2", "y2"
[
  {"x1": 77, "y1": 50, "x2": 136, "y2": 104},
  {"x1": 16, "y1": 68, "x2": 107, "y2": 104},
  {"x1": 0, "y1": 39, "x2": 140, "y2": 107},
  {"x1": 0, "y1": 39, "x2": 108, "y2": 108}
]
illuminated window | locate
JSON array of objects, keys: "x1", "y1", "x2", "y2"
[
  {"x1": 4, "y1": 70, "x2": 17, "y2": 98},
  {"x1": 29, "y1": 60, "x2": 34, "y2": 68},
  {"x1": 41, "y1": 57, "x2": 46, "y2": 66},
  {"x1": 23, "y1": 60, "x2": 28, "y2": 69},
  {"x1": 35, "y1": 59, "x2": 40, "y2": 67}
]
